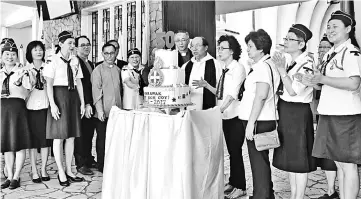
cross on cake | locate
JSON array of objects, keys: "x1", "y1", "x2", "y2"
[{"x1": 143, "y1": 49, "x2": 192, "y2": 107}]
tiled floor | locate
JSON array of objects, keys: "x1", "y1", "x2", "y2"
[{"x1": 1, "y1": 134, "x2": 361, "y2": 199}]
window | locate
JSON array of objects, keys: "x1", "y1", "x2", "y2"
[
  {"x1": 114, "y1": 5, "x2": 123, "y2": 41},
  {"x1": 127, "y1": 1, "x2": 136, "y2": 51},
  {"x1": 92, "y1": 11, "x2": 98, "y2": 63},
  {"x1": 103, "y1": 8, "x2": 110, "y2": 43}
]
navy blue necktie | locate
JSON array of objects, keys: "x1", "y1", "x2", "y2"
[
  {"x1": 1, "y1": 71, "x2": 14, "y2": 97},
  {"x1": 60, "y1": 57, "x2": 75, "y2": 91},
  {"x1": 216, "y1": 68, "x2": 229, "y2": 100}
]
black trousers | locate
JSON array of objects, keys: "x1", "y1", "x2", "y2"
[
  {"x1": 242, "y1": 120, "x2": 276, "y2": 199},
  {"x1": 95, "y1": 118, "x2": 108, "y2": 171},
  {"x1": 74, "y1": 117, "x2": 96, "y2": 168},
  {"x1": 223, "y1": 117, "x2": 246, "y2": 190}
]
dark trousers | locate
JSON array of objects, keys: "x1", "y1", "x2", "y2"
[
  {"x1": 223, "y1": 117, "x2": 246, "y2": 190},
  {"x1": 242, "y1": 120, "x2": 276, "y2": 199},
  {"x1": 95, "y1": 118, "x2": 108, "y2": 171},
  {"x1": 74, "y1": 117, "x2": 96, "y2": 168}
]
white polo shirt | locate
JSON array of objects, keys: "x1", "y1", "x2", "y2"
[
  {"x1": 280, "y1": 52, "x2": 314, "y2": 103},
  {"x1": 217, "y1": 60, "x2": 246, "y2": 119},
  {"x1": 317, "y1": 39, "x2": 361, "y2": 115},
  {"x1": 43, "y1": 53, "x2": 83, "y2": 86},
  {"x1": 26, "y1": 62, "x2": 49, "y2": 110},
  {"x1": 238, "y1": 55, "x2": 281, "y2": 121}
]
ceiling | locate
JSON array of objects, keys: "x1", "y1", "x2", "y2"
[
  {"x1": 215, "y1": 0, "x2": 309, "y2": 15},
  {"x1": 1, "y1": 2, "x2": 35, "y2": 28}
]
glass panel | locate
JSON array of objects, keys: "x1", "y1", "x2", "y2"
[
  {"x1": 141, "y1": 0, "x2": 145, "y2": 54},
  {"x1": 127, "y1": 2, "x2": 136, "y2": 51},
  {"x1": 114, "y1": 5, "x2": 123, "y2": 41},
  {"x1": 103, "y1": 8, "x2": 110, "y2": 43},
  {"x1": 92, "y1": 11, "x2": 98, "y2": 63}
]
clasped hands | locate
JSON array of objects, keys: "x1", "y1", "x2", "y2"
[{"x1": 272, "y1": 52, "x2": 323, "y2": 86}]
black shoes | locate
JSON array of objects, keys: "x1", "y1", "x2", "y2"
[
  {"x1": 1, "y1": 179, "x2": 11, "y2": 189},
  {"x1": 8, "y1": 179, "x2": 20, "y2": 190},
  {"x1": 57, "y1": 175, "x2": 70, "y2": 187},
  {"x1": 41, "y1": 175, "x2": 50, "y2": 181},
  {"x1": 32, "y1": 177, "x2": 42, "y2": 183},
  {"x1": 318, "y1": 192, "x2": 340, "y2": 199},
  {"x1": 65, "y1": 173, "x2": 84, "y2": 182},
  {"x1": 77, "y1": 166, "x2": 93, "y2": 175}
]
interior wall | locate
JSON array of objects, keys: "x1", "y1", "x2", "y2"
[
  {"x1": 7, "y1": 26, "x2": 32, "y2": 64},
  {"x1": 354, "y1": 0, "x2": 361, "y2": 46}
]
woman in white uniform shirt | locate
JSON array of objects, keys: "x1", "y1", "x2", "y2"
[
  {"x1": 1, "y1": 40, "x2": 35, "y2": 189},
  {"x1": 193, "y1": 35, "x2": 247, "y2": 198},
  {"x1": 307, "y1": 11, "x2": 361, "y2": 199},
  {"x1": 25, "y1": 41, "x2": 52, "y2": 183},
  {"x1": 238, "y1": 29, "x2": 280, "y2": 199},
  {"x1": 272, "y1": 24, "x2": 316, "y2": 199},
  {"x1": 122, "y1": 48, "x2": 144, "y2": 110},
  {"x1": 43, "y1": 31, "x2": 85, "y2": 186}
]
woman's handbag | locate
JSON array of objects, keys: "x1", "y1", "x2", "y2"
[{"x1": 253, "y1": 62, "x2": 281, "y2": 151}]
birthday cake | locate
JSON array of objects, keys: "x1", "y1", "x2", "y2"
[{"x1": 143, "y1": 49, "x2": 192, "y2": 107}]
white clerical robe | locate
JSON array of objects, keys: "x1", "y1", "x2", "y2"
[{"x1": 182, "y1": 53, "x2": 222, "y2": 110}]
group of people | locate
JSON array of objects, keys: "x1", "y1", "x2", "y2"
[
  {"x1": 1, "y1": 9, "x2": 360, "y2": 199},
  {"x1": 0, "y1": 30, "x2": 149, "y2": 189},
  {"x1": 187, "y1": 10, "x2": 360, "y2": 199}
]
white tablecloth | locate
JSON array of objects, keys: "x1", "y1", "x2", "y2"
[{"x1": 102, "y1": 106, "x2": 224, "y2": 199}]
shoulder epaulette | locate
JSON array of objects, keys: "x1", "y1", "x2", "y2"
[{"x1": 350, "y1": 50, "x2": 360, "y2": 56}]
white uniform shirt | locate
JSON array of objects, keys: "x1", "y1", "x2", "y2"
[
  {"x1": 280, "y1": 52, "x2": 314, "y2": 103},
  {"x1": 317, "y1": 39, "x2": 361, "y2": 115},
  {"x1": 238, "y1": 55, "x2": 280, "y2": 121},
  {"x1": 182, "y1": 53, "x2": 222, "y2": 110},
  {"x1": 217, "y1": 60, "x2": 246, "y2": 119},
  {"x1": 122, "y1": 64, "x2": 144, "y2": 110},
  {"x1": 43, "y1": 53, "x2": 83, "y2": 86},
  {"x1": 26, "y1": 62, "x2": 49, "y2": 110}
]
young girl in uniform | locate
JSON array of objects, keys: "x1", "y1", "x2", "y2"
[
  {"x1": 43, "y1": 31, "x2": 85, "y2": 186},
  {"x1": 25, "y1": 40, "x2": 52, "y2": 183}
]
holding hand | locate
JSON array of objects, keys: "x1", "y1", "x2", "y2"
[
  {"x1": 84, "y1": 104, "x2": 93, "y2": 119},
  {"x1": 50, "y1": 104, "x2": 61, "y2": 120},
  {"x1": 192, "y1": 77, "x2": 208, "y2": 89},
  {"x1": 272, "y1": 52, "x2": 287, "y2": 75},
  {"x1": 309, "y1": 68, "x2": 323, "y2": 85},
  {"x1": 80, "y1": 104, "x2": 85, "y2": 119},
  {"x1": 245, "y1": 122, "x2": 255, "y2": 141},
  {"x1": 98, "y1": 112, "x2": 106, "y2": 122}
]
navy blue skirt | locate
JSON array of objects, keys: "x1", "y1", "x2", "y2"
[
  {"x1": 28, "y1": 109, "x2": 52, "y2": 148},
  {"x1": 313, "y1": 114, "x2": 361, "y2": 164},
  {"x1": 1, "y1": 98, "x2": 33, "y2": 152},
  {"x1": 46, "y1": 86, "x2": 81, "y2": 139},
  {"x1": 272, "y1": 99, "x2": 317, "y2": 173}
]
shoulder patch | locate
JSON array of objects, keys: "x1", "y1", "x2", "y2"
[{"x1": 350, "y1": 51, "x2": 360, "y2": 56}]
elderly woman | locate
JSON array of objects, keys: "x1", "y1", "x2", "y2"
[
  {"x1": 306, "y1": 11, "x2": 361, "y2": 199},
  {"x1": 272, "y1": 24, "x2": 316, "y2": 199},
  {"x1": 1, "y1": 39, "x2": 35, "y2": 189},
  {"x1": 43, "y1": 31, "x2": 85, "y2": 186},
  {"x1": 192, "y1": 35, "x2": 247, "y2": 198},
  {"x1": 25, "y1": 40, "x2": 52, "y2": 183},
  {"x1": 122, "y1": 48, "x2": 146, "y2": 110},
  {"x1": 239, "y1": 29, "x2": 280, "y2": 199}
]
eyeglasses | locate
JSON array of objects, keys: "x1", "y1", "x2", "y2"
[
  {"x1": 283, "y1": 38, "x2": 301, "y2": 42},
  {"x1": 79, "y1": 43, "x2": 91, "y2": 48},
  {"x1": 318, "y1": 46, "x2": 332, "y2": 50},
  {"x1": 175, "y1": 39, "x2": 189, "y2": 43},
  {"x1": 217, "y1": 46, "x2": 230, "y2": 51},
  {"x1": 103, "y1": 52, "x2": 115, "y2": 56}
]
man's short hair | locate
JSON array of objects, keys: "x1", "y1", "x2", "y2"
[
  {"x1": 102, "y1": 43, "x2": 116, "y2": 52},
  {"x1": 75, "y1": 36, "x2": 90, "y2": 47},
  {"x1": 175, "y1": 30, "x2": 190, "y2": 39},
  {"x1": 200, "y1": 37, "x2": 209, "y2": 47},
  {"x1": 107, "y1": 40, "x2": 119, "y2": 48}
]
